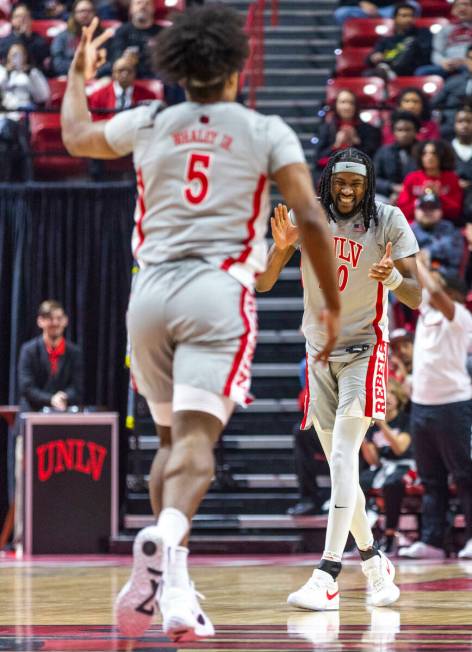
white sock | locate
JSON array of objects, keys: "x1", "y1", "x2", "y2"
[
  {"x1": 155, "y1": 507, "x2": 189, "y2": 548},
  {"x1": 166, "y1": 546, "x2": 191, "y2": 590}
]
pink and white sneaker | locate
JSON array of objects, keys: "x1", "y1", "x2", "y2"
[
  {"x1": 160, "y1": 582, "x2": 215, "y2": 642},
  {"x1": 287, "y1": 569, "x2": 340, "y2": 611},
  {"x1": 115, "y1": 526, "x2": 164, "y2": 637}
]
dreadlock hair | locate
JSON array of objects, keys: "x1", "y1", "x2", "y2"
[
  {"x1": 153, "y1": 4, "x2": 249, "y2": 103},
  {"x1": 318, "y1": 147, "x2": 378, "y2": 231}
]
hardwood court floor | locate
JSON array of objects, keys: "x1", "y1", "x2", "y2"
[{"x1": 0, "y1": 553, "x2": 471, "y2": 651}]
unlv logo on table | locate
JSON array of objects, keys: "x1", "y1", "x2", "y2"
[{"x1": 36, "y1": 438, "x2": 108, "y2": 482}]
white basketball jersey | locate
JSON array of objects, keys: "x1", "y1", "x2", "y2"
[
  {"x1": 298, "y1": 202, "x2": 419, "y2": 360},
  {"x1": 104, "y1": 100, "x2": 305, "y2": 288}
]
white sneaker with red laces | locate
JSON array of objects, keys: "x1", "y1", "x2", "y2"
[
  {"x1": 362, "y1": 551, "x2": 400, "y2": 607},
  {"x1": 115, "y1": 526, "x2": 164, "y2": 637},
  {"x1": 287, "y1": 569, "x2": 340, "y2": 611},
  {"x1": 160, "y1": 582, "x2": 215, "y2": 642}
]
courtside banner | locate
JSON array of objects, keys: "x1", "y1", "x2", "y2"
[{"x1": 23, "y1": 413, "x2": 118, "y2": 554}]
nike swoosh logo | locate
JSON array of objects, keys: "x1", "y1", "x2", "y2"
[
  {"x1": 334, "y1": 504, "x2": 348, "y2": 509},
  {"x1": 326, "y1": 590, "x2": 339, "y2": 600}
]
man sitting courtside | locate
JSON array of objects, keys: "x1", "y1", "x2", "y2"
[{"x1": 17, "y1": 300, "x2": 83, "y2": 412}]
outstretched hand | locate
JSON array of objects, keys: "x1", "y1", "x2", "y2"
[
  {"x1": 270, "y1": 203, "x2": 299, "y2": 251},
  {"x1": 368, "y1": 241, "x2": 394, "y2": 282},
  {"x1": 70, "y1": 16, "x2": 113, "y2": 80}
]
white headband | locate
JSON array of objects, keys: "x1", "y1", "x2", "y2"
[{"x1": 333, "y1": 162, "x2": 367, "y2": 176}]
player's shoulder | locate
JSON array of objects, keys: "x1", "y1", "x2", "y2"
[{"x1": 375, "y1": 201, "x2": 409, "y2": 228}]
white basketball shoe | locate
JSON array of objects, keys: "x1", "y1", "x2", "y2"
[
  {"x1": 287, "y1": 569, "x2": 340, "y2": 611},
  {"x1": 361, "y1": 550, "x2": 400, "y2": 607},
  {"x1": 160, "y1": 581, "x2": 215, "y2": 642},
  {"x1": 115, "y1": 526, "x2": 164, "y2": 637}
]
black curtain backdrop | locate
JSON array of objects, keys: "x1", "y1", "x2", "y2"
[{"x1": 0, "y1": 181, "x2": 136, "y2": 513}]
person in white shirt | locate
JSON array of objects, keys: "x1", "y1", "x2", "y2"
[{"x1": 399, "y1": 256, "x2": 472, "y2": 559}]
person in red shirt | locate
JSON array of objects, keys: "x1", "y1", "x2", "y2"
[
  {"x1": 383, "y1": 88, "x2": 440, "y2": 145},
  {"x1": 88, "y1": 55, "x2": 158, "y2": 121},
  {"x1": 397, "y1": 139, "x2": 464, "y2": 224}
]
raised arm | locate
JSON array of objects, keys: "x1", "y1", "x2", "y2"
[
  {"x1": 256, "y1": 204, "x2": 297, "y2": 292},
  {"x1": 272, "y1": 162, "x2": 340, "y2": 362},
  {"x1": 61, "y1": 18, "x2": 120, "y2": 159},
  {"x1": 416, "y1": 255, "x2": 455, "y2": 321}
]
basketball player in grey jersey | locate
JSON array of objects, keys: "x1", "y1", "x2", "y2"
[
  {"x1": 257, "y1": 148, "x2": 421, "y2": 610},
  {"x1": 61, "y1": 5, "x2": 341, "y2": 641}
]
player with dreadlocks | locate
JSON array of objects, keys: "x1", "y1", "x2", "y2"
[
  {"x1": 60, "y1": 2, "x2": 341, "y2": 642},
  {"x1": 257, "y1": 147, "x2": 421, "y2": 610}
]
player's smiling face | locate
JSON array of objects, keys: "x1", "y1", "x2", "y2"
[{"x1": 331, "y1": 171, "x2": 366, "y2": 215}]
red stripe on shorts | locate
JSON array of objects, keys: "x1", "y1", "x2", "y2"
[
  {"x1": 365, "y1": 282, "x2": 384, "y2": 417},
  {"x1": 221, "y1": 174, "x2": 267, "y2": 271},
  {"x1": 223, "y1": 287, "x2": 256, "y2": 404},
  {"x1": 300, "y1": 352, "x2": 310, "y2": 429},
  {"x1": 133, "y1": 167, "x2": 146, "y2": 257}
]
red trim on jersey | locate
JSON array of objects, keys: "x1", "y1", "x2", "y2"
[
  {"x1": 365, "y1": 282, "x2": 384, "y2": 417},
  {"x1": 134, "y1": 167, "x2": 146, "y2": 257},
  {"x1": 300, "y1": 352, "x2": 310, "y2": 429},
  {"x1": 223, "y1": 287, "x2": 256, "y2": 405},
  {"x1": 221, "y1": 174, "x2": 267, "y2": 272}
]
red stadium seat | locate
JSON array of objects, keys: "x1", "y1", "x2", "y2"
[
  {"x1": 342, "y1": 16, "x2": 448, "y2": 48},
  {"x1": 336, "y1": 47, "x2": 371, "y2": 76},
  {"x1": 387, "y1": 75, "x2": 444, "y2": 105},
  {"x1": 101, "y1": 19, "x2": 122, "y2": 32},
  {"x1": 154, "y1": 0, "x2": 185, "y2": 19},
  {"x1": 31, "y1": 19, "x2": 67, "y2": 44},
  {"x1": 419, "y1": 1, "x2": 452, "y2": 18},
  {"x1": 47, "y1": 77, "x2": 67, "y2": 108},
  {"x1": 342, "y1": 18, "x2": 392, "y2": 47},
  {"x1": 28, "y1": 112, "x2": 87, "y2": 178},
  {"x1": 134, "y1": 79, "x2": 165, "y2": 99},
  {"x1": 415, "y1": 16, "x2": 450, "y2": 33},
  {"x1": 325, "y1": 77, "x2": 386, "y2": 108}
]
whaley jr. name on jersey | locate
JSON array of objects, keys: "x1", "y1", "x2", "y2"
[
  {"x1": 172, "y1": 128, "x2": 233, "y2": 152},
  {"x1": 36, "y1": 438, "x2": 108, "y2": 482}
]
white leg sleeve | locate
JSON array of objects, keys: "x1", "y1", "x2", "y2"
[{"x1": 315, "y1": 416, "x2": 374, "y2": 560}]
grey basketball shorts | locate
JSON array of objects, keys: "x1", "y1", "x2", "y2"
[
  {"x1": 127, "y1": 259, "x2": 258, "y2": 407},
  {"x1": 301, "y1": 342, "x2": 388, "y2": 431}
]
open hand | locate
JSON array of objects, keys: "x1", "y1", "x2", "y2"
[
  {"x1": 270, "y1": 203, "x2": 299, "y2": 251},
  {"x1": 368, "y1": 241, "x2": 394, "y2": 282},
  {"x1": 70, "y1": 16, "x2": 113, "y2": 80}
]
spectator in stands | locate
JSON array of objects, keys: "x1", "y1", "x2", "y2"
[
  {"x1": 88, "y1": 55, "x2": 156, "y2": 118},
  {"x1": 17, "y1": 300, "x2": 83, "y2": 413},
  {"x1": 360, "y1": 377, "x2": 414, "y2": 554},
  {"x1": 412, "y1": 192, "x2": 465, "y2": 277},
  {"x1": 0, "y1": 4, "x2": 50, "y2": 72},
  {"x1": 51, "y1": 0, "x2": 111, "y2": 76},
  {"x1": 334, "y1": 0, "x2": 419, "y2": 26},
  {"x1": 399, "y1": 259, "x2": 472, "y2": 559},
  {"x1": 313, "y1": 88, "x2": 381, "y2": 180},
  {"x1": 0, "y1": 42, "x2": 50, "y2": 111},
  {"x1": 364, "y1": 3, "x2": 431, "y2": 80},
  {"x1": 415, "y1": 0, "x2": 472, "y2": 78},
  {"x1": 374, "y1": 110, "x2": 419, "y2": 203},
  {"x1": 110, "y1": 0, "x2": 162, "y2": 79},
  {"x1": 383, "y1": 87, "x2": 440, "y2": 145},
  {"x1": 450, "y1": 106, "x2": 472, "y2": 222},
  {"x1": 32, "y1": 0, "x2": 68, "y2": 19},
  {"x1": 397, "y1": 140, "x2": 464, "y2": 223},
  {"x1": 432, "y1": 46, "x2": 472, "y2": 139},
  {"x1": 389, "y1": 327, "x2": 413, "y2": 395}
]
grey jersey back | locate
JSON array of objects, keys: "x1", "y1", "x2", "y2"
[
  {"x1": 104, "y1": 101, "x2": 305, "y2": 288},
  {"x1": 300, "y1": 202, "x2": 418, "y2": 360}
]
